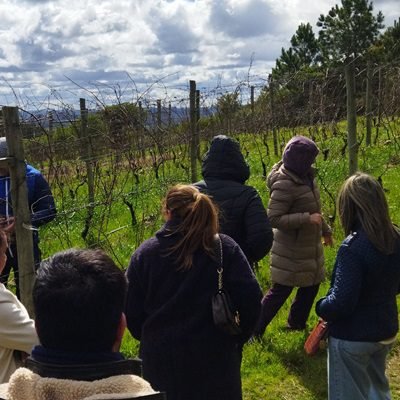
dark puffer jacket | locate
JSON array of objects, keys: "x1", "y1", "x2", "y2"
[
  {"x1": 316, "y1": 228, "x2": 400, "y2": 342},
  {"x1": 195, "y1": 135, "x2": 273, "y2": 264}
]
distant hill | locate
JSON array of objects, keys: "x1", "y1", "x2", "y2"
[{"x1": 18, "y1": 105, "x2": 217, "y2": 136}]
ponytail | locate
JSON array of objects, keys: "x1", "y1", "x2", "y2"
[{"x1": 164, "y1": 185, "x2": 219, "y2": 270}]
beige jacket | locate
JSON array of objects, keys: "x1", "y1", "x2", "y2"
[
  {"x1": 267, "y1": 162, "x2": 330, "y2": 287},
  {"x1": 1, "y1": 367, "x2": 156, "y2": 400},
  {"x1": 0, "y1": 284, "x2": 38, "y2": 383}
]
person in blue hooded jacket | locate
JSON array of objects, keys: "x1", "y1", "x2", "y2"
[{"x1": 0, "y1": 137, "x2": 56, "y2": 298}]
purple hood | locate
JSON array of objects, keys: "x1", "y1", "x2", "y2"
[{"x1": 282, "y1": 136, "x2": 319, "y2": 177}]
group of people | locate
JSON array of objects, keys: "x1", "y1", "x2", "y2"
[{"x1": 0, "y1": 134, "x2": 399, "y2": 400}]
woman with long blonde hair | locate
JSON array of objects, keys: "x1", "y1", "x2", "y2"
[
  {"x1": 316, "y1": 173, "x2": 400, "y2": 400},
  {"x1": 125, "y1": 184, "x2": 262, "y2": 400}
]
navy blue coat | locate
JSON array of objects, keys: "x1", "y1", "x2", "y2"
[
  {"x1": 125, "y1": 223, "x2": 262, "y2": 400},
  {"x1": 316, "y1": 229, "x2": 400, "y2": 342},
  {"x1": 195, "y1": 135, "x2": 273, "y2": 265}
]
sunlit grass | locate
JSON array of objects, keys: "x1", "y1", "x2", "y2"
[{"x1": 35, "y1": 119, "x2": 400, "y2": 399}]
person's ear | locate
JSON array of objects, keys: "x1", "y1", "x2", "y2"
[
  {"x1": 164, "y1": 208, "x2": 172, "y2": 221},
  {"x1": 112, "y1": 313, "x2": 127, "y2": 352}
]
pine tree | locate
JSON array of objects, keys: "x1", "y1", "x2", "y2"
[
  {"x1": 273, "y1": 23, "x2": 320, "y2": 78},
  {"x1": 317, "y1": 0, "x2": 384, "y2": 64}
]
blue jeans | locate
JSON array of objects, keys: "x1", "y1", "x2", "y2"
[{"x1": 328, "y1": 337, "x2": 393, "y2": 400}]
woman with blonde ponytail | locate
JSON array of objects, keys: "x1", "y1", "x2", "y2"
[
  {"x1": 316, "y1": 173, "x2": 400, "y2": 400},
  {"x1": 125, "y1": 184, "x2": 262, "y2": 400}
]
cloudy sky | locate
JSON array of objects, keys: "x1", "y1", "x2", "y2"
[{"x1": 0, "y1": 0, "x2": 397, "y2": 109}]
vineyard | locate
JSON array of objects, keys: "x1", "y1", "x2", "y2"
[
  {"x1": 13, "y1": 59, "x2": 398, "y2": 261},
  {"x1": 1, "y1": 45, "x2": 399, "y2": 400}
]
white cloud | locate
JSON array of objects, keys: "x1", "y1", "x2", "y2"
[
  {"x1": 0, "y1": 0, "x2": 397, "y2": 106},
  {"x1": 209, "y1": 0, "x2": 288, "y2": 37}
]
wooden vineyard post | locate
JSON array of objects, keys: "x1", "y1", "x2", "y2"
[{"x1": 2, "y1": 106, "x2": 35, "y2": 316}]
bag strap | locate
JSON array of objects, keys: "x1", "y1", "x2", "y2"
[{"x1": 215, "y1": 234, "x2": 224, "y2": 291}]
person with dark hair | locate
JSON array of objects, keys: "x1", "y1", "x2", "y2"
[
  {"x1": 126, "y1": 184, "x2": 262, "y2": 400},
  {"x1": 33, "y1": 249, "x2": 126, "y2": 353},
  {"x1": 0, "y1": 137, "x2": 57, "y2": 298},
  {"x1": 195, "y1": 135, "x2": 273, "y2": 267},
  {"x1": 0, "y1": 248, "x2": 157, "y2": 400},
  {"x1": 316, "y1": 173, "x2": 400, "y2": 400},
  {"x1": 0, "y1": 226, "x2": 38, "y2": 384},
  {"x1": 254, "y1": 136, "x2": 332, "y2": 337}
]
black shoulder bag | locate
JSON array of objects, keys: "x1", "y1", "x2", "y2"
[{"x1": 211, "y1": 235, "x2": 242, "y2": 335}]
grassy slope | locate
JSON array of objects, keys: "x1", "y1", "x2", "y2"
[
  {"x1": 239, "y1": 129, "x2": 400, "y2": 399},
  {"x1": 38, "y1": 122, "x2": 400, "y2": 399}
]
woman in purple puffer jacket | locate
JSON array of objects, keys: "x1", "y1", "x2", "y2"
[{"x1": 254, "y1": 136, "x2": 332, "y2": 337}]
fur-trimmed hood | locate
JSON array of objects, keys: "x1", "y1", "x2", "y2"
[{"x1": 2, "y1": 368, "x2": 156, "y2": 400}]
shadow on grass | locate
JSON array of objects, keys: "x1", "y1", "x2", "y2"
[{"x1": 271, "y1": 326, "x2": 328, "y2": 400}]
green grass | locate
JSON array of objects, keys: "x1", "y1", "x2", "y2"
[
  {"x1": 239, "y1": 244, "x2": 336, "y2": 400},
  {"x1": 35, "y1": 119, "x2": 400, "y2": 399}
]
